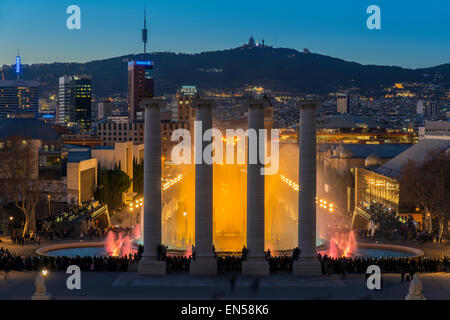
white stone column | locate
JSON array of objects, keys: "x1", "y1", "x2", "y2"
[
  {"x1": 190, "y1": 98, "x2": 217, "y2": 275},
  {"x1": 138, "y1": 98, "x2": 166, "y2": 275},
  {"x1": 293, "y1": 99, "x2": 322, "y2": 276},
  {"x1": 242, "y1": 99, "x2": 270, "y2": 276}
]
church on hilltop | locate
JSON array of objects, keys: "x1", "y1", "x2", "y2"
[{"x1": 242, "y1": 35, "x2": 270, "y2": 48}]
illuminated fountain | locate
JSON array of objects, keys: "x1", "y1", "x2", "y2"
[
  {"x1": 109, "y1": 136, "x2": 353, "y2": 257},
  {"x1": 326, "y1": 230, "x2": 357, "y2": 258},
  {"x1": 104, "y1": 224, "x2": 141, "y2": 257},
  {"x1": 159, "y1": 140, "x2": 300, "y2": 253},
  {"x1": 39, "y1": 136, "x2": 423, "y2": 260}
]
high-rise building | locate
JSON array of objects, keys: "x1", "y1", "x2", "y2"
[
  {"x1": 58, "y1": 75, "x2": 92, "y2": 132},
  {"x1": 174, "y1": 85, "x2": 197, "y2": 122},
  {"x1": 0, "y1": 52, "x2": 39, "y2": 118},
  {"x1": 425, "y1": 101, "x2": 440, "y2": 120},
  {"x1": 337, "y1": 94, "x2": 350, "y2": 114},
  {"x1": 58, "y1": 76, "x2": 73, "y2": 126},
  {"x1": 128, "y1": 60, "x2": 154, "y2": 120},
  {"x1": 97, "y1": 101, "x2": 113, "y2": 120},
  {"x1": 416, "y1": 100, "x2": 424, "y2": 115},
  {"x1": 0, "y1": 80, "x2": 39, "y2": 118}
]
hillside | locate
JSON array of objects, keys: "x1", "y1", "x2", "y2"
[{"x1": 3, "y1": 47, "x2": 449, "y2": 96}]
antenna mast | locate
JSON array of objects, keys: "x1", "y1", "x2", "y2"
[{"x1": 142, "y1": 8, "x2": 148, "y2": 56}]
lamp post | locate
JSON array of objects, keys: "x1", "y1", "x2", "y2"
[
  {"x1": 31, "y1": 269, "x2": 51, "y2": 300},
  {"x1": 129, "y1": 205, "x2": 134, "y2": 228},
  {"x1": 47, "y1": 194, "x2": 51, "y2": 219},
  {"x1": 183, "y1": 212, "x2": 188, "y2": 243}
]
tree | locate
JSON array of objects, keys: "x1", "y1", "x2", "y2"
[
  {"x1": 400, "y1": 151, "x2": 450, "y2": 239},
  {"x1": 133, "y1": 158, "x2": 144, "y2": 195},
  {"x1": 94, "y1": 167, "x2": 131, "y2": 210},
  {"x1": 0, "y1": 136, "x2": 40, "y2": 237}
]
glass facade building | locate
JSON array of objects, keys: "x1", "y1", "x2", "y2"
[
  {"x1": 355, "y1": 167, "x2": 400, "y2": 212},
  {"x1": 58, "y1": 75, "x2": 92, "y2": 132}
]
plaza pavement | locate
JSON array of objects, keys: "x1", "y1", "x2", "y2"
[
  {"x1": 0, "y1": 270, "x2": 449, "y2": 300},
  {"x1": 1, "y1": 235, "x2": 448, "y2": 300}
]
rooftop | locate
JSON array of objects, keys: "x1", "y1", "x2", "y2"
[
  {"x1": 0, "y1": 80, "x2": 39, "y2": 87},
  {"x1": 375, "y1": 138, "x2": 450, "y2": 178},
  {"x1": 327, "y1": 143, "x2": 412, "y2": 159}
]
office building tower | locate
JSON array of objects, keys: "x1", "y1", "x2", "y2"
[
  {"x1": 0, "y1": 80, "x2": 39, "y2": 118},
  {"x1": 425, "y1": 101, "x2": 440, "y2": 120},
  {"x1": 58, "y1": 76, "x2": 73, "y2": 126},
  {"x1": 98, "y1": 101, "x2": 113, "y2": 120},
  {"x1": 416, "y1": 100, "x2": 424, "y2": 115},
  {"x1": 128, "y1": 60, "x2": 154, "y2": 120},
  {"x1": 0, "y1": 52, "x2": 39, "y2": 118},
  {"x1": 175, "y1": 85, "x2": 197, "y2": 122},
  {"x1": 337, "y1": 94, "x2": 350, "y2": 114},
  {"x1": 58, "y1": 75, "x2": 92, "y2": 132}
]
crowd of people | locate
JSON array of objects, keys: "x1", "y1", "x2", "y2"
[
  {"x1": 358, "y1": 203, "x2": 444, "y2": 244},
  {"x1": 1, "y1": 243, "x2": 449, "y2": 275},
  {"x1": 319, "y1": 254, "x2": 450, "y2": 276},
  {"x1": 0, "y1": 247, "x2": 138, "y2": 275},
  {"x1": 217, "y1": 256, "x2": 241, "y2": 272},
  {"x1": 165, "y1": 256, "x2": 191, "y2": 272},
  {"x1": 10, "y1": 233, "x2": 41, "y2": 246}
]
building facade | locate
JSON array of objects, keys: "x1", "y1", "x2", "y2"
[
  {"x1": 0, "y1": 80, "x2": 39, "y2": 118},
  {"x1": 97, "y1": 101, "x2": 113, "y2": 120},
  {"x1": 128, "y1": 60, "x2": 154, "y2": 120},
  {"x1": 337, "y1": 93, "x2": 350, "y2": 114},
  {"x1": 58, "y1": 75, "x2": 92, "y2": 132},
  {"x1": 96, "y1": 119, "x2": 188, "y2": 157}
]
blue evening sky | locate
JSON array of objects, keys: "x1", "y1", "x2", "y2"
[{"x1": 0, "y1": 0, "x2": 448, "y2": 68}]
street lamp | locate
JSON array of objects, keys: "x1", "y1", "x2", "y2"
[
  {"x1": 183, "y1": 212, "x2": 188, "y2": 243},
  {"x1": 47, "y1": 194, "x2": 51, "y2": 218},
  {"x1": 32, "y1": 269, "x2": 51, "y2": 300}
]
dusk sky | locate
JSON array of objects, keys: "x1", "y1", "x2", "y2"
[{"x1": 0, "y1": 0, "x2": 449, "y2": 68}]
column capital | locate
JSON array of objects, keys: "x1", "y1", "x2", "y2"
[
  {"x1": 191, "y1": 97, "x2": 216, "y2": 109},
  {"x1": 244, "y1": 96, "x2": 272, "y2": 110},
  {"x1": 296, "y1": 99, "x2": 321, "y2": 110},
  {"x1": 139, "y1": 98, "x2": 167, "y2": 110}
]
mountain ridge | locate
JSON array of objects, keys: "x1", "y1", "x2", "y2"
[{"x1": 3, "y1": 47, "x2": 449, "y2": 97}]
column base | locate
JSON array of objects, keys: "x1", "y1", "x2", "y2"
[
  {"x1": 31, "y1": 293, "x2": 51, "y2": 300},
  {"x1": 405, "y1": 293, "x2": 426, "y2": 300},
  {"x1": 242, "y1": 259, "x2": 270, "y2": 276},
  {"x1": 138, "y1": 257, "x2": 166, "y2": 275},
  {"x1": 190, "y1": 258, "x2": 217, "y2": 276},
  {"x1": 293, "y1": 256, "x2": 322, "y2": 276}
]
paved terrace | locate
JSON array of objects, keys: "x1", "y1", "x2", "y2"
[
  {"x1": 0, "y1": 271, "x2": 449, "y2": 299},
  {"x1": 1, "y1": 236, "x2": 449, "y2": 300}
]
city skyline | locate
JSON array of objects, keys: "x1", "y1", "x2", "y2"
[{"x1": 0, "y1": 0, "x2": 449, "y2": 68}]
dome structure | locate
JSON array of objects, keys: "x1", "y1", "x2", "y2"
[{"x1": 365, "y1": 153, "x2": 381, "y2": 167}]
